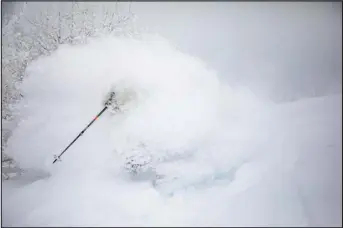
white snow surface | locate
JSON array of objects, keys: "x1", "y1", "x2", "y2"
[{"x1": 2, "y1": 35, "x2": 342, "y2": 226}]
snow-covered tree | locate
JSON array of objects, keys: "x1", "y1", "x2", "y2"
[{"x1": 1, "y1": 2, "x2": 138, "y2": 177}]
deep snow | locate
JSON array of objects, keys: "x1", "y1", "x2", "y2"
[{"x1": 2, "y1": 35, "x2": 342, "y2": 226}]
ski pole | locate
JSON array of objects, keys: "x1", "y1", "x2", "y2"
[
  {"x1": 52, "y1": 106, "x2": 108, "y2": 164},
  {"x1": 52, "y1": 92, "x2": 117, "y2": 164}
]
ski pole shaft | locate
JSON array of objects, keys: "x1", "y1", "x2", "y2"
[{"x1": 53, "y1": 106, "x2": 108, "y2": 164}]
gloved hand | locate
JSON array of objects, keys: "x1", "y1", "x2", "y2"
[
  {"x1": 104, "y1": 90, "x2": 120, "y2": 112},
  {"x1": 103, "y1": 85, "x2": 138, "y2": 114}
]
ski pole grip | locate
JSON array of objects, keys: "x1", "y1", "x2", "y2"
[{"x1": 105, "y1": 92, "x2": 116, "y2": 107}]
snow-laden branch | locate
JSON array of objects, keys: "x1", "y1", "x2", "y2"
[{"x1": 1, "y1": 2, "x2": 138, "y2": 171}]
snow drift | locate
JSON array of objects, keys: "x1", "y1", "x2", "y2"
[{"x1": 2, "y1": 34, "x2": 341, "y2": 226}]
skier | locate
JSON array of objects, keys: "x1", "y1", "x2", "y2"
[{"x1": 103, "y1": 89, "x2": 149, "y2": 175}]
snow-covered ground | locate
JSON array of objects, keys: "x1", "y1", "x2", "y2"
[{"x1": 2, "y1": 35, "x2": 342, "y2": 226}]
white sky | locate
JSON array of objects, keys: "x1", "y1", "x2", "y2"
[
  {"x1": 129, "y1": 2, "x2": 342, "y2": 101},
  {"x1": 2, "y1": 2, "x2": 342, "y2": 101}
]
